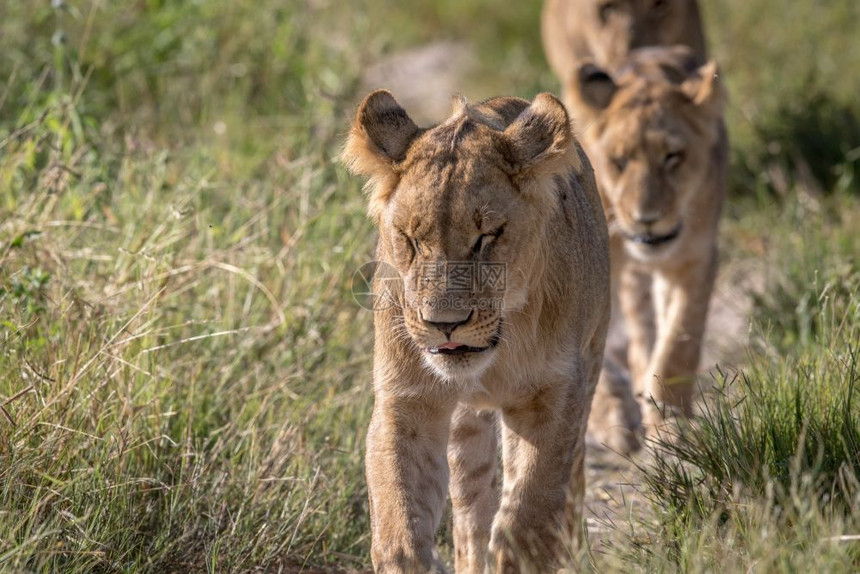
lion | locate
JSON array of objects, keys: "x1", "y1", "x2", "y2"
[
  {"x1": 342, "y1": 90, "x2": 610, "y2": 572},
  {"x1": 567, "y1": 46, "x2": 728, "y2": 449},
  {"x1": 542, "y1": 0, "x2": 707, "y2": 113}
]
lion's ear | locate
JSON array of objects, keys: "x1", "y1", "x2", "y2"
[
  {"x1": 342, "y1": 90, "x2": 420, "y2": 176},
  {"x1": 681, "y1": 60, "x2": 726, "y2": 118},
  {"x1": 574, "y1": 63, "x2": 618, "y2": 111},
  {"x1": 501, "y1": 92, "x2": 574, "y2": 178},
  {"x1": 342, "y1": 90, "x2": 420, "y2": 218}
]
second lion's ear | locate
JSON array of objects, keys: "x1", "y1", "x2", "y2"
[
  {"x1": 574, "y1": 63, "x2": 618, "y2": 111},
  {"x1": 681, "y1": 60, "x2": 727, "y2": 119},
  {"x1": 501, "y1": 92, "x2": 575, "y2": 179}
]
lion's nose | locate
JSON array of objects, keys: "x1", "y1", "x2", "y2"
[{"x1": 421, "y1": 309, "x2": 473, "y2": 338}]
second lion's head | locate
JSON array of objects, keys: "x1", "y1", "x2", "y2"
[{"x1": 569, "y1": 46, "x2": 726, "y2": 262}]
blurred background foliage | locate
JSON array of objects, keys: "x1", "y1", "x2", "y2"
[{"x1": 2, "y1": 0, "x2": 858, "y2": 195}]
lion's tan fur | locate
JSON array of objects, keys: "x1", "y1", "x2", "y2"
[
  {"x1": 343, "y1": 90, "x2": 610, "y2": 572},
  {"x1": 568, "y1": 47, "x2": 727, "y2": 450},
  {"x1": 542, "y1": 0, "x2": 707, "y2": 115}
]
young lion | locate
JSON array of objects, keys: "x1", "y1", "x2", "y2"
[
  {"x1": 343, "y1": 91, "x2": 610, "y2": 572},
  {"x1": 569, "y1": 46, "x2": 727, "y2": 444},
  {"x1": 542, "y1": 0, "x2": 707, "y2": 113}
]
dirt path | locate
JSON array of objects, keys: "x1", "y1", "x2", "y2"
[
  {"x1": 582, "y1": 269, "x2": 756, "y2": 555},
  {"x1": 360, "y1": 41, "x2": 478, "y2": 125}
]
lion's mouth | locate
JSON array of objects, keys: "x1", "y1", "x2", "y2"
[
  {"x1": 426, "y1": 329, "x2": 502, "y2": 356},
  {"x1": 626, "y1": 223, "x2": 682, "y2": 247},
  {"x1": 428, "y1": 343, "x2": 490, "y2": 355}
]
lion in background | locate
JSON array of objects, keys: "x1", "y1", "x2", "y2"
[
  {"x1": 568, "y1": 46, "x2": 728, "y2": 450},
  {"x1": 542, "y1": 0, "x2": 707, "y2": 113},
  {"x1": 343, "y1": 90, "x2": 609, "y2": 572}
]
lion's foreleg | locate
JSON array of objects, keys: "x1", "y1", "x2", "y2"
[
  {"x1": 618, "y1": 263, "x2": 656, "y2": 395},
  {"x1": 447, "y1": 406, "x2": 499, "y2": 574},
  {"x1": 366, "y1": 395, "x2": 455, "y2": 573},
  {"x1": 489, "y1": 376, "x2": 589, "y2": 572},
  {"x1": 647, "y1": 246, "x2": 718, "y2": 417}
]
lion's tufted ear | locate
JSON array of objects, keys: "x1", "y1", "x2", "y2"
[
  {"x1": 574, "y1": 63, "x2": 618, "y2": 111},
  {"x1": 342, "y1": 90, "x2": 420, "y2": 175},
  {"x1": 341, "y1": 90, "x2": 420, "y2": 219},
  {"x1": 681, "y1": 60, "x2": 726, "y2": 118},
  {"x1": 500, "y1": 93, "x2": 576, "y2": 179}
]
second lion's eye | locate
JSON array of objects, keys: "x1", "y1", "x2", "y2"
[
  {"x1": 611, "y1": 156, "x2": 629, "y2": 173},
  {"x1": 599, "y1": 2, "x2": 618, "y2": 24},
  {"x1": 664, "y1": 150, "x2": 684, "y2": 170}
]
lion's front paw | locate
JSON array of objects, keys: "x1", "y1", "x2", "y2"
[{"x1": 373, "y1": 550, "x2": 448, "y2": 574}]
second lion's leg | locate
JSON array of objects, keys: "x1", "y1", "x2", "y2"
[
  {"x1": 618, "y1": 262, "x2": 658, "y2": 425},
  {"x1": 448, "y1": 405, "x2": 499, "y2": 574},
  {"x1": 647, "y1": 247, "x2": 718, "y2": 417},
  {"x1": 588, "y1": 236, "x2": 643, "y2": 453},
  {"x1": 619, "y1": 263, "x2": 656, "y2": 388},
  {"x1": 587, "y1": 361, "x2": 643, "y2": 454}
]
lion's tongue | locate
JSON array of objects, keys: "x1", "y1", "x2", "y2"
[{"x1": 436, "y1": 342, "x2": 466, "y2": 351}]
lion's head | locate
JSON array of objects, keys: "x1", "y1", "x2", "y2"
[
  {"x1": 343, "y1": 91, "x2": 580, "y2": 380},
  {"x1": 569, "y1": 46, "x2": 725, "y2": 262}
]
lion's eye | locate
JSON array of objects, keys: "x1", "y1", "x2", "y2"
[
  {"x1": 653, "y1": 0, "x2": 669, "y2": 13},
  {"x1": 472, "y1": 235, "x2": 486, "y2": 255},
  {"x1": 394, "y1": 230, "x2": 418, "y2": 262},
  {"x1": 599, "y1": 2, "x2": 618, "y2": 24},
  {"x1": 472, "y1": 225, "x2": 505, "y2": 256},
  {"x1": 472, "y1": 234, "x2": 496, "y2": 256},
  {"x1": 611, "y1": 156, "x2": 628, "y2": 173},
  {"x1": 664, "y1": 151, "x2": 684, "y2": 170}
]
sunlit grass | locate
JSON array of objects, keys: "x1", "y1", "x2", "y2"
[
  {"x1": 587, "y1": 194, "x2": 860, "y2": 573},
  {"x1": 0, "y1": 0, "x2": 859, "y2": 571}
]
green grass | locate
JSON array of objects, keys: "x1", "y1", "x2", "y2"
[
  {"x1": 569, "y1": 193, "x2": 860, "y2": 573},
  {"x1": 611, "y1": 195, "x2": 860, "y2": 572},
  {"x1": 0, "y1": 0, "x2": 859, "y2": 571}
]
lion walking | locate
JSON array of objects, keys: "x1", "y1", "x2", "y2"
[{"x1": 343, "y1": 90, "x2": 610, "y2": 572}]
